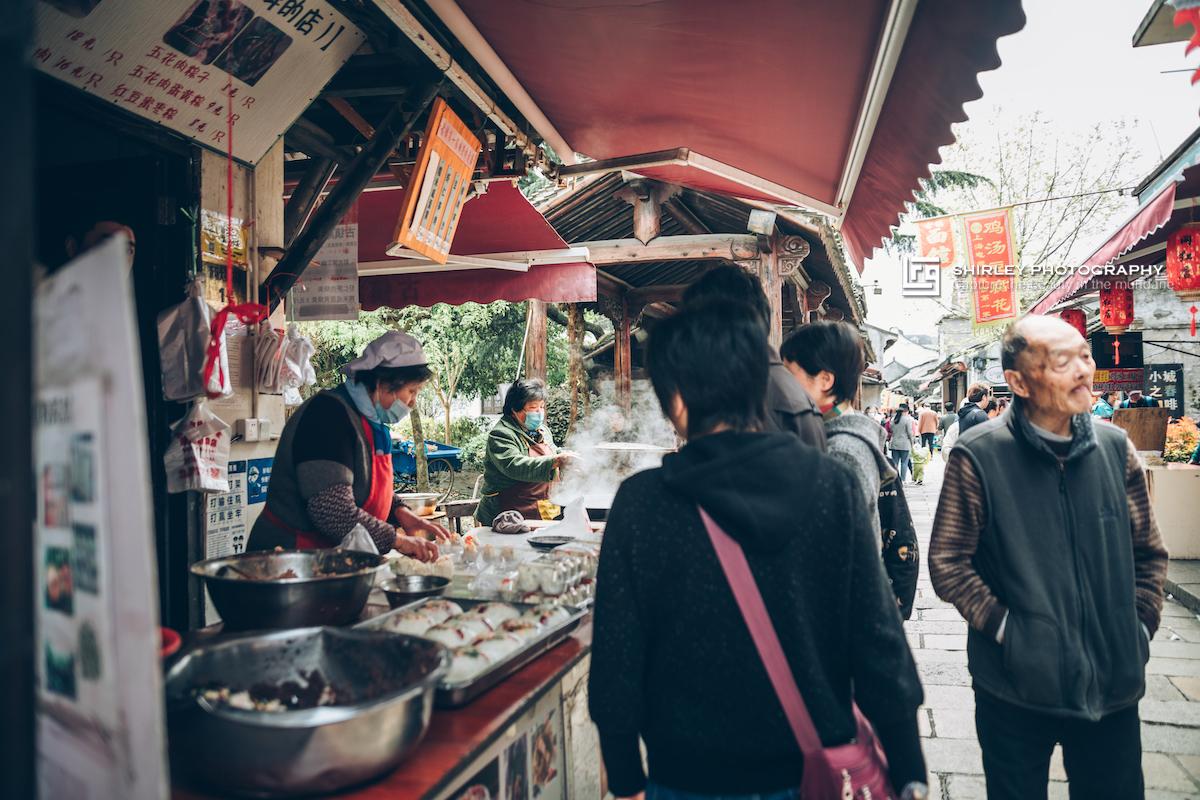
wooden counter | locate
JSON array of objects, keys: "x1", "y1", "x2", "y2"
[{"x1": 173, "y1": 623, "x2": 594, "y2": 800}]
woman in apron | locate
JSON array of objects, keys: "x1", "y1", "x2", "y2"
[
  {"x1": 476, "y1": 379, "x2": 576, "y2": 526},
  {"x1": 247, "y1": 331, "x2": 445, "y2": 558}
]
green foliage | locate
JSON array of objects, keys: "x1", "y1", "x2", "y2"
[{"x1": 544, "y1": 385, "x2": 573, "y2": 447}]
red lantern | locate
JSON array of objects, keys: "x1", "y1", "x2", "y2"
[
  {"x1": 1059, "y1": 308, "x2": 1087, "y2": 339},
  {"x1": 1166, "y1": 222, "x2": 1200, "y2": 302},
  {"x1": 1099, "y1": 282, "x2": 1134, "y2": 335}
]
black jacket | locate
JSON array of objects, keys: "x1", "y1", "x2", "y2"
[
  {"x1": 957, "y1": 402, "x2": 990, "y2": 434},
  {"x1": 956, "y1": 403, "x2": 1150, "y2": 719},
  {"x1": 766, "y1": 359, "x2": 827, "y2": 451},
  {"x1": 588, "y1": 431, "x2": 924, "y2": 796}
]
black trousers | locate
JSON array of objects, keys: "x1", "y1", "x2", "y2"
[
  {"x1": 974, "y1": 689, "x2": 1144, "y2": 800},
  {"x1": 921, "y1": 432, "x2": 938, "y2": 450}
]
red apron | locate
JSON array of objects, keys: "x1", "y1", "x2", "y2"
[
  {"x1": 267, "y1": 416, "x2": 394, "y2": 549},
  {"x1": 493, "y1": 439, "x2": 555, "y2": 520}
]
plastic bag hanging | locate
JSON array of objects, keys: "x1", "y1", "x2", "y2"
[
  {"x1": 157, "y1": 278, "x2": 212, "y2": 401},
  {"x1": 254, "y1": 320, "x2": 286, "y2": 393},
  {"x1": 280, "y1": 323, "x2": 317, "y2": 406},
  {"x1": 164, "y1": 401, "x2": 232, "y2": 493}
]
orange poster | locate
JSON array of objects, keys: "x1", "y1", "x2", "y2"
[
  {"x1": 390, "y1": 97, "x2": 482, "y2": 264},
  {"x1": 963, "y1": 209, "x2": 1018, "y2": 327},
  {"x1": 914, "y1": 217, "x2": 959, "y2": 269}
]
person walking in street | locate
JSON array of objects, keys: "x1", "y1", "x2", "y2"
[
  {"x1": 781, "y1": 321, "x2": 919, "y2": 619},
  {"x1": 888, "y1": 405, "x2": 916, "y2": 482},
  {"x1": 957, "y1": 382, "x2": 991, "y2": 434},
  {"x1": 929, "y1": 315, "x2": 1167, "y2": 800},
  {"x1": 589, "y1": 303, "x2": 928, "y2": 800},
  {"x1": 917, "y1": 403, "x2": 940, "y2": 451},
  {"x1": 1092, "y1": 390, "x2": 1117, "y2": 420},
  {"x1": 682, "y1": 264, "x2": 826, "y2": 451}
]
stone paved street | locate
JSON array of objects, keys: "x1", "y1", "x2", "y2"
[{"x1": 907, "y1": 456, "x2": 1200, "y2": 800}]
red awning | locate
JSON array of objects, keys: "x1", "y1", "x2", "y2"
[
  {"x1": 446, "y1": 0, "x2": 1025, "y2": 269},
  {"x1": 358, "y1": 181, "x2": 596, "y2": 309},
  {"x1": 1028, "y1": 182, "x2": 1177, "y2": 315}
]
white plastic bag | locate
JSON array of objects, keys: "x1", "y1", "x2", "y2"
[
  {"x1": 280, "y1": 324, "x2": 316, "y2": 406},
  {"x1": 156, "y1": 279, "x2": 212, "y2": 401},
  {"x1": 254, "y1": 321, "x2": 286, "y2": 394},
  {"x1": 165, "y1": 401, "x2": 232, "y2": 493},
  {"x1": 338, "y1": 523, "x2": 379, "y2": 554}
]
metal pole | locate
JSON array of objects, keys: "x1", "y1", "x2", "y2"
[{"x1": 262, "y1": 80, "x2": 441, "y2": 311}]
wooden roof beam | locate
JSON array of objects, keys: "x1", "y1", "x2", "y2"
[{"x1": 579, "y1": 233, "x2": 760, "y2": 265}]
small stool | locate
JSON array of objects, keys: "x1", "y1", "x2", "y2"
[{"x1": 440, "y1": 499, "x2": 480, "y2": 535}]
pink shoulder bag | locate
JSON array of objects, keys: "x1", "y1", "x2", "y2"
[{"x1": 699, "y1": 507, "x2": 894, "y2": 800}]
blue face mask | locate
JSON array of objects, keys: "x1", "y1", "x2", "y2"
[
  {"x1": 523, "y1": 411, "x2": 544, "y2": 432},
  {"x1": 375, "y1": 397, "x2": 411, "y2": 425}
]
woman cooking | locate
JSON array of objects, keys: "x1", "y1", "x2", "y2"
[
  {"x1": 476, "y1": 379, "x2": 576, "y2": 526},
  {"x1": 247, "y1": 331, "x2": 445, "y2": 560}
]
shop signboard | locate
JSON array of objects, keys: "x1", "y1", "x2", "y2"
[
  {"x1": 34, "y1": 0, "x2": 365, "y2": 164},
  {"x1": 1145, "y1": 363, "x2": 1185, "y2": 418},
  {"x1": 390, "y1": 97, "x2": 483, "y2": 264},
  {"x1": 35, "y1": 236, "x2": 166, "y2": 797},
  {"x1": 1094, "y1": 367, "x2": 1145, "y2": 394},
  {"x1": 963, "y1": 208, "x2": 1019, "y2": 329},
  {"x1": 291, "y1": 205, "x2": 359, "y2": 319}
]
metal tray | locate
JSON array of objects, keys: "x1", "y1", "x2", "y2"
[{"x1": 354, "y1": 598, "x2": 587, "y2": 708}]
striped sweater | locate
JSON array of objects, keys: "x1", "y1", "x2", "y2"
[{"x1": 930, "y1": 435, "x2": 1167, "y2": 639}]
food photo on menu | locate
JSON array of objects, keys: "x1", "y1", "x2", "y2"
[
  {"x1": 452, "y1": 758, "x2": 499, "y2": 800},
  {"x1": 163, "y1": 0, "x2": 254, "y2": 64}
]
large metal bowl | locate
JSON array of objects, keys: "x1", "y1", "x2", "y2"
[
  {"x1": 165, "y1": 626, "x2": 448, "y2": 797},
  {"x1": 190, "y1": 550, "x2": 387, "y2": 630}
]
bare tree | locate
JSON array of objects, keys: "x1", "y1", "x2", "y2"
[{"x1": 931, "y1": 113, "x2": 1139, "y2": 307}]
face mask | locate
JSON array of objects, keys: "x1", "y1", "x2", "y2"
[
  {"x1": 375, "y1": 397, "x2": 411, "y2": 424},
  {"x1": 523, "y1": 411, "x2": 544, "y2": 432}
]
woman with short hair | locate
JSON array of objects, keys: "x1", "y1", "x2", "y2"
[
  {"x1": 589, "y1": 304, "x2": 927, "y2": 800},
  {"x1": 782, "y1": 321, "x2": 918, "y2": 617},
  {"x1": 476, "y1": 378, "x2": 576, "y2": 525}
]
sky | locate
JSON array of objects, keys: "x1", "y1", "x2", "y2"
[{"x1": 861, "y1": 0, "x2": 1200, "y2": 339}]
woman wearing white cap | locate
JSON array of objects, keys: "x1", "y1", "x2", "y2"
[{"x1": 247, "y1": 331, "x2": 446, "y2": 558}]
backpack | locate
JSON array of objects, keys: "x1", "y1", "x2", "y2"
[
  {"x1": 878, "y1": 474, "x2": 919, "y2": 620},
  {"x1": 828, "y1": 425, "x2": 919, "y2": 620}
]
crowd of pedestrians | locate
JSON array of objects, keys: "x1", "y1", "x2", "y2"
[{"x1": 587, "y1": 265, "x2": 1167, "y2": 800}]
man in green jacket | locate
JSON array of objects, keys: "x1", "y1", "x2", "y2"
[{"x1": 476, "y1": 379, "x2": 575, "y2": 525}]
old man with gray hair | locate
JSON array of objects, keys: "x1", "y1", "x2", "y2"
[{"x1": 929, "y1": 314, "x2": 1167, "y2": 800}]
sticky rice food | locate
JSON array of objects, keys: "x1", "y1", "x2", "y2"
[
  {"x1": 447, "y1": 647, "x2": 492, "y2": 683},
  {"x1": 380, "y1": 610, "x2": 435, "y2": 636},
  {"x1": 521, "y1": 603, "x2": 572, "y2": 628},
  {"x1": 420, "y1": 599, "x2": 463, "y2": 625},
  {"x1": 389, "y1": 553, "x2": 454, "y2": 580},
  {"x1": 423, "y1": 623, "x2": 474, "y2": 649},
  {"x1": 444, "y1": 614, "x2": 492, "y2": 641},
  {"x1": 473, "y1": 632, "x2": 522, "y2": 661},
  {"x1": 498, "y1": 619, "x2": 542, "y2": 643},
  {"x1": 467, "y1": 602, "x2": 520, "y2": 629}
]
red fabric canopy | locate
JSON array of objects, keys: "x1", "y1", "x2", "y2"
[
  {"x1": 358, "y1": 181, "x2": 596, "y2": 309},
  {"x1": 453, "y1": 0, "x2": 1025, "y2": 270},
  {"x1": 1028, "y1": 182, "x2": 1177, "y2": 315}
]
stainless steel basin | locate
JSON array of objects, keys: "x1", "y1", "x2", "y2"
[
  {"x1": 190, "y1": 550, "x2": 386, "y2": 630},
  {"x1": 165, "y1": 626, "x2": 448, "y2": 797}
]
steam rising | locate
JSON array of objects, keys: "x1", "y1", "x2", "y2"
[{"x1": 551, "y1": 384, "x2": 678, "y2": 508}]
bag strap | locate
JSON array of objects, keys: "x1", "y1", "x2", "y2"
[{"x1": 698, "y1": 506, "x2": 825, "y2": 758}]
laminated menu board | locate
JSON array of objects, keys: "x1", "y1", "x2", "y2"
[
  {"x1": 35, "y1": 236, "x2": 166, "y2": 798},
  {"x1": 390, "y1": 97, "x2": 482, "y2": 263}
]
